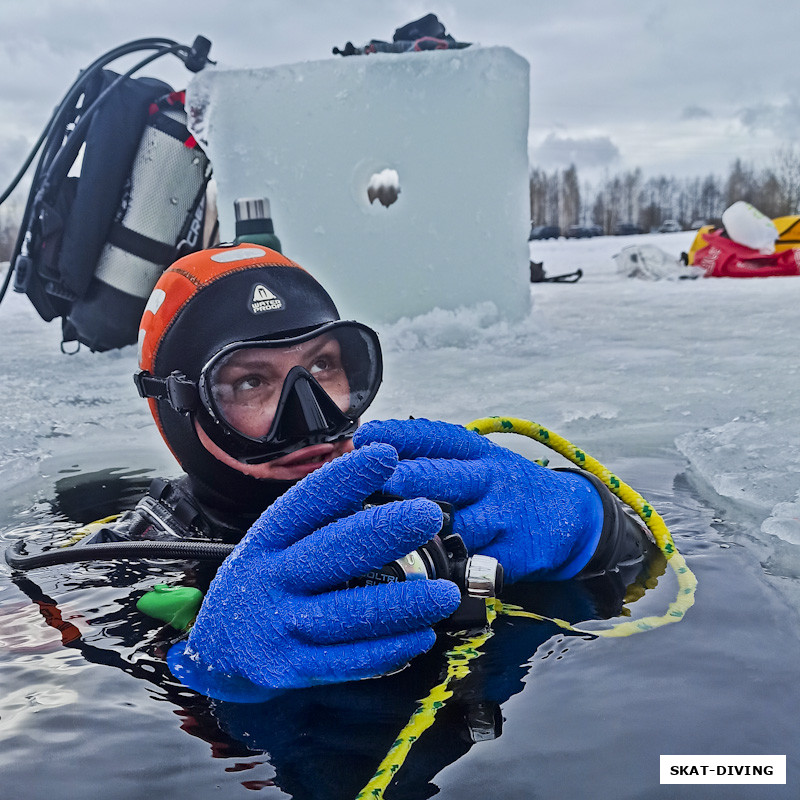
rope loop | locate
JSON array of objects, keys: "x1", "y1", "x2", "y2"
[
  {"x1": 356, "y1": 416, "x2": 697, "y2": 798},
  {"x1": 467, "y1": 416, "x2": 696, "y2": 637}
]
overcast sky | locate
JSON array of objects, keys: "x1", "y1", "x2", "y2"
[{"x1": 1, "y1": 0, "x2": 798, "y2": 197}]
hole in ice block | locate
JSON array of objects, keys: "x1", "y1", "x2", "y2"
[{"x1": 367, "y1": 168, "x2": 401, "y2": 207}]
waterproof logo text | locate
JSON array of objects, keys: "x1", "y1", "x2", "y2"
[{"x1": 250, "y1": 284, "x2": 284, "y2": 314}]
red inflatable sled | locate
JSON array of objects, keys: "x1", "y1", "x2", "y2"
[{"x1": 691, "y1": 229, "x2": 800, "y2": 278}]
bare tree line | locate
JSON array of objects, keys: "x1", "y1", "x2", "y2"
[
  {"x1": 531, "y1": 147, "x2": 800, "y2": 233},
  {"x1": 4, "y1": 147, "x2": 800, "y2": 262}
]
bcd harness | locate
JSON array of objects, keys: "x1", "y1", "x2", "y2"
[
  {"x1": 1, "y1": 36, "x2": 215, "y2": 352},
  {"x1": 128, "y1": 478, "x2": 207, "y2": 541}
]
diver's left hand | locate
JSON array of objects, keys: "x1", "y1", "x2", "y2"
[{"x1": 354, "y1": 419, "x2": 604, "y2": 583}]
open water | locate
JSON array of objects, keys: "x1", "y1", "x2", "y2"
[{"x1": 1, "y1": 234, "x2": 798, "y2": 798}]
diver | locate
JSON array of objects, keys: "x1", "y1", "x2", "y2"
[{"x1": 63, "y1": 242, "x2": 654, "y2": 698}]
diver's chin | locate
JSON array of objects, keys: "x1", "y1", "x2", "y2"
[{"x1": 195, "y1": 422, "x2": 353, "y2": 480}]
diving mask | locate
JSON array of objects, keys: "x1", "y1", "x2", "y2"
[{"x1": 136, "y1": 321, "x2": 382, "y2": 464}]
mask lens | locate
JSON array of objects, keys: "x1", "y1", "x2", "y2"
[{"x1": 203, "y1": 323, "x2": 381, "y2": 443}]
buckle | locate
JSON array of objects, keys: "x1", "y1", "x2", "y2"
[{"x1": 134, "y1": 370, "x2": 198, "y2": 414}]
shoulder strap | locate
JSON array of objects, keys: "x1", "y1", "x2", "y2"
[{"x1": 134, "y1": 478, "x2": 207, "y2": 539}]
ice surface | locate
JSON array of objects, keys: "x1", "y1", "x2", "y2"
[
  {"x1": 1, "y1": 229, "x2": 798, "y2": 589},
  {"x1": 186, "y1": 47, "x2": 531, "y2": 325},
  {"x1": 675, "y1": 418, "x2": 800, "y2": 515}
]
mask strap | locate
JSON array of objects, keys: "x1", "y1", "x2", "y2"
[{"x1": 134, "y1": 370, "x2": 199, "y2": 414}]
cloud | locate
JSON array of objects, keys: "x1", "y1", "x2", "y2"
[
  {"x1": 1, "y1": 1, "x2": 798, "y2": 183},
  {"x1": 530, "y1": 133, "x2": 621, "y2": 170},
  {"x1": 680, "y1": 105, "x2": 713, "y2": 121},
  {"x1": 737, "y1": 98, "x2": 800, "y2": 138}
]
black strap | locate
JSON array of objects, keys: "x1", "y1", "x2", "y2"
[
  {"x1": 147, "y1": 478, "x2": 202, "y2": 529},
  {"x1": 133, "y1": 370, "x2": 198, "y2": 413},
  {"x1": 148, "y1": 108, "x2": 193, "y2": 145},
  {"x1": 107, "y1": 221, "x2": 176, "y2": 265}
]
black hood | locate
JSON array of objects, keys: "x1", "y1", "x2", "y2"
[{"x1": 151, "y1": 260, "x2": 341, "y2": 510}]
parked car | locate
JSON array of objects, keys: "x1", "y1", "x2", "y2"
[
  {"x1": 614, "y1": 222, "x2": 644, "y2": 236},
  {"x1": 689, "y1": 219, "x2": 708, "y2": 229},
  {"x1": 529, "y1": 224, "x2": 561, "y2": 240},
  {"x1": 658, "y1": 219, "x2": 681, "y2": 233},
  {"x1": 566, "y1": 224, "x2": 594, "y2": 238}
]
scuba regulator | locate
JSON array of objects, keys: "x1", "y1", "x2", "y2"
[{"x1": 348, "y1": 493, "x2": 504, "y2": 630}]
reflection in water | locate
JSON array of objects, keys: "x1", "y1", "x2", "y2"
[
  {"x1": 0, "y1": 601, "x2": 68, "y2": 654},
  {"x1": 52, "y1": 468, "x2": 154, "y2": 524},
  {"x1": 2, "y1": 468, "x2": 797, "y2": 799},
  {"x1": 5, "y1": 475, "x2": 664, "y2": 800}
]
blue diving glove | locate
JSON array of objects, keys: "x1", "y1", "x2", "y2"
[
  {"x1": 353, "y1": 419, "x2": 605, "y2": 584},
  {"x1": 168, "y1": 443, "x2": 461, "y2": 701}
]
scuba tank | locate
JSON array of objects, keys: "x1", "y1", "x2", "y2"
[
  {"x1": 64, "y1": 91, "x2": 212, "y2": 351},
  {"x1": 0, "y1": 36, "x2": 214, "y2": 352}
]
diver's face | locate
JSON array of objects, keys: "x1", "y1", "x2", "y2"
[
  {"x1": 198, "y1": 335, "x2": 355, "y2": 481},
  {"x1": 209, "y1": 334, "x2": 351, "y2": 439}
]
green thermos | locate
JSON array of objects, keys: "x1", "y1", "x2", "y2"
[{"x1": 233, "y1": 197, "x2": 282, "y2": 252}]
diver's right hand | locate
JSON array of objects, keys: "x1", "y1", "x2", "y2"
[{"x1": 168, "y1": 444, "x2": 460, "y2": 699}]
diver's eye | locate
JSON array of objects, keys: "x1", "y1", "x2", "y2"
[
  {"x1": 233, "y1": 375, "x2": 263, "y2": 392},
  {"x1": 226, "y1": 374, "x2": 279, "y2": 405},
  {"x1": 309, "y1": 358, "x2": 330, "y2": 375}
]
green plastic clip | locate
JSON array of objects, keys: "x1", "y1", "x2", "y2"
[{"x1": 137, "y1": 584, "x2": 203, "y2": 631}]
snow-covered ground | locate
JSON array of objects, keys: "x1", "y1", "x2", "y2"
[{"x1": 529, "y1": 232, "x2": 799, "y2": 552}]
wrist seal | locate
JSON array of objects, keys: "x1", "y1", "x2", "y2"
[{"x1": 554, "y1": 468, "x2": 652, "y2": 577}]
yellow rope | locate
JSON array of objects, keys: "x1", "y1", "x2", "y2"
[
  {"x1": 466, "y1": 417, "x2": 697, "y2": 637},
  {"x1": 356, "y1": 416, "x2": 697, "y2": 798},
  {"x1": 58, "y1": 515, "x2": 120, "y2": 547},
  {"x1": 355, "y1": 600, "x2": 497, "y2": 800}
]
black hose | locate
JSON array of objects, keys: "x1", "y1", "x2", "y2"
[
  {"x1": 1, "y1": 47, "x2": 178, "y2": 305},
  {"x1": 35, "y1": 44, "x2": 182, "y2": 208},
  {"x1": 1, "y1": 37, "x2": 183, "y2": 210},
  {"x1": 4, "y1": 538, "x2": 234, "y2": 570}
]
